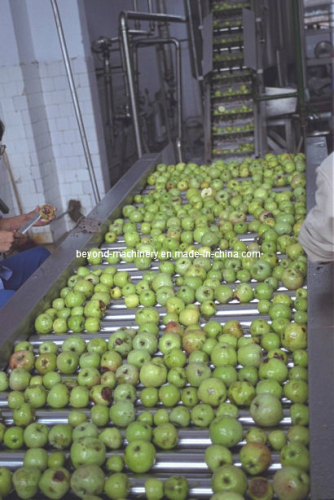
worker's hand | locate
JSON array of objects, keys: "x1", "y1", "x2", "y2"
[
  {"x1": 25, "y1": 205, "x2": 57, "y2": 226},
  {"x1": 0, "y1": 230, "x2": 24, "y2": 252}
]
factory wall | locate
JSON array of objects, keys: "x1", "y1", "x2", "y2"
[
  {"x1": 83, "y1": 0, "x2": 203, "y2": 169},
  {"x1": 0, "y1": 0, "x2": 203, "y2": 243},
  {"x1": 0, "y1": 0, "x2": 108, "y2": 243}
]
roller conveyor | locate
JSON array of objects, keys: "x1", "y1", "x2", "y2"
[
  {"x1": 207, "y1": 0, "x2": 256, "y2": 161},
  {"x1": 0, "y1": 140, "x2": 316, "y2": 499}
]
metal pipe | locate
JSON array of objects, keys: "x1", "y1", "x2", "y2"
[
  {"x1": 156, "y1": 0, "x2": 175, "y2": 85},
  {"x1": 292, "y1": 0, "x2": 307, "y2": 108},
  {"x1": 255, "y1": 92, "x2": 298, "y2": 102},
  {"x1": 125, "y1": 11, "x2": 186, "y2": 23},
  {"x1": 119, "y1": 40, "x2": 131, "y2": 118},
  {"x1": 134, "y1": 38, "x2": 182, "y2": 162},
  {"x1": 50, "y1": 0, "x2": 101, "y2": 204},
  {"x1": 185, "y1": 0, "x2": 204, "y2": 115},
  {"x1": 132, "y1": 0, "x2": 140, "y2": 29},
  {"x1": 197, "y1": 0, "x2": 204, "y2": 26},
  {"x1": 120, "y1": 13, "x2": 143, "y2": 157},
  {"x1": 103, "y1": 56, "x2": 115, "y2": 144},
  {"x1": 147, "y1": 0, "x2": 155, "y2": 31},
  {"x1": 185, "y1": 0, "x2": 199, "y2": 81},
  {"x1": 157, "y1": 0, "x2": 175, "y2": 86},
  {"x1": 128, "y1": 29, "x2": 153, "y2": 35},
  {"x1": 155, "y1": 44, "x2": 173, "y2": 145},
  {"x1": 119, "y1": 11, "x2": 185, "y2": 159}
]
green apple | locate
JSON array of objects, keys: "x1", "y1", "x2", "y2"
[
  {"x1": 145, "y1": 477, "x2": 164, "y2": 500},
  {"x1": 104, "y1": 472, "x2": 129, "y2": 500},
  {"x1": 140, "y1": 362, "x2": 167, "y2": 387},
  {"x1": 109, "y1": 401, "x2": 135, "y2": 427},
  {"x1": 250, "y1": 394, "x2": 283, "y2": 427},
  {"x1": 12, "y1": 466, "x2": 41, "y2": 499},
  {"x1": 0, "y1": 467, "x2": 13, "y2": 497},
  {"x1": 34, "y1": 313, "x2": 53, "y2": 334},
  {"x1": 70, "y1": 437, "x2": 106, "y2": 467},
  {"x1": 209, "y1": 416, "x2": 243, "y2": 448},
  {"x1": 198, "y1": 378, "x2": 227, "y2": 406},
  {"x1": 268, "y1": 429, "x2": 287, "y2": 450},
  {"x1": 191, "y1": 403, "x2": 215, "y2": 427},
  {"x1": 273, "y1": 466, "x2": 310, "y2": 500},
  {"x1": 239, "y1": 442, "x2": 271, "y2": 475},
  {"x1": 211, "y1": 464, "x2": 247, "y2": 495},
  {"x1": 39, "y1": 467, "x2": 70, "y2": 499},
  {"x1": 280, "y1": 442, "x2": 310, "y2": 471},
  {"x1": 70, "y1": 465, "x2": 105, "y2": 497},
  {"x1": 47, "y1": 383, "x2": 70, "y2": 409},
  {"x1": 99, "y1": 427, "x2": 123, "y2": 450},
  {"x1": 153, "y1": 423, "x2": 178, "y2": 449},
  {"x1": 164, "y1": 475, "x2": 189, "y2": 500},
  {"x1": 124, "y1": 440, "x2": 156, "y2": 472},
  {"x1": 205, "y1": 444, "x2": 233, "y2": 471},
  {"x1": 287, "y1": 426, "x2": 309, "y2": 446}
]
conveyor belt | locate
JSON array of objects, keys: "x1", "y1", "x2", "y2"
[
  {"x1": 209, "y1": 0, "x2": 255, "y2": 160},
  {"x1": 0, "y1": 142, "x2": 310, "y2": 499}
]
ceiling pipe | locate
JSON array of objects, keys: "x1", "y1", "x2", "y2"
[{"x1": 50, "y1": 0, "x2": 101, "y2": 203}]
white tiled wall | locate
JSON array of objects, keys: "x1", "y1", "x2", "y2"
[{"x1": 0, "y1": 0, "x2": 109, "y2": 244}]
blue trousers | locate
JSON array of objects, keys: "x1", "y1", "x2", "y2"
[{"x1": 0, "y1": 247, "x2": 50, "y2": 308}]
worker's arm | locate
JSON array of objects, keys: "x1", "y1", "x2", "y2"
[
  {"x1": 0, "y1": 230, "x2": 21, "y2": 252},
  {"x1": 0, "y1": 206, "x2": 56, "y2": 232},
  {"x1": 299, "y1": 153, "x2": 334, "y2": 263}
]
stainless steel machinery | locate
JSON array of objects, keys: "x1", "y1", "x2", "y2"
[
  {"x1": 0, "y1": 137, "x2": 333, "y2": 498},
  {"x1": 203, "y1": 0, "x2": 255, "y2": 163}
]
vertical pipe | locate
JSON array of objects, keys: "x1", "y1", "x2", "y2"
[
  {"x1": 50, "y1": 0, "x2": 101, "y2": 204},
  {"x1": 120, "y1": 13, "x2": 143, "y2": 158},
  {"x1": 292, "y1": 0, "x2": 307, "y2": 142},
  {"x1": 276, "y1": 1, "x2": 284, "y2": 86},
  {"x1": 119, "y1": 41, "x2": 131, "y2": 117},
  {"x1": 104, "y1": 56, "x2": 114, "y2": 147},
  {"x1": 147, "y1": 0, "x2": 155, "y2": 31},
  {"x1": 185, "y1": 0, "x2": 204, "y2": 115},
  {"x1": 174, "y1": 40, "x2": 182, "y2": 162},
  {"x1": 133, "y1": 0, "x2": 140, "y2": 29},
  {"x1": 197, "y1": 0, "x2": 203, "y2": 26},
  {"x1": 155, "y1": 45, "x2": 173, "y2": 145},
  {"x1": 157, "y1": 0, "x2": 175, "y2": 85},
  {"x1": 292, "y1": 0, "x2": 306, "y2": 107}
]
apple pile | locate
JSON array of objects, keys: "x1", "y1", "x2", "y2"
[
  {"x1": 0, "y1": 154, "x2": 310, "y2": 499},
  {"x1": 213, "y1": 19, "x2": 243, "y2": 29},
  {"x1": 212, "y1": 2, "x2": 251, "y2": 12},
  {"x1": 214, "y1": 53, "x2": 244, "y2": 64},
  {"x1": 213, "y1": 104, "x2": 253, "y2": 116},
  {"x1": 212, "y1": 69, "x2": 253, "y2": 82},
  {"x1": 212, "y1": 123, "x2": 254, "y2": 135},
  {"x1": 213, "y1": 34, "x2": 243, "y2": 46},
  {"x1": 212, "y1": 85, "x2": 251, "y2": 98},
  {"x1": 212, "y1": 142, "x2": 255, "y2": 156}
]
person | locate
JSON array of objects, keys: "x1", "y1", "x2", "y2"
[
  {"x1": 0, "y1": 120, "x2": 56, "y2": 307},
  {"x1": 298, "y1": 152, "x2": 334, "y2": 263}
]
